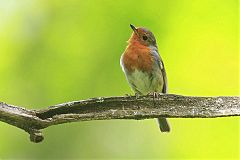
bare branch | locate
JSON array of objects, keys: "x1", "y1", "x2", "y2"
[{"x1": 0, "y1": 94, "x2": 239, "y2": 143}]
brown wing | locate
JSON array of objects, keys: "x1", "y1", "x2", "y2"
[
  {"x1": 160, "y1": 59, "x2": 168, "y2": 93},
  {"x1": 151, "y1": 49, "x2": 168, "y2": 94}
]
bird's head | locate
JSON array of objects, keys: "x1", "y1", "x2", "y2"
[{"x1": 128, "y1": 24, "x2": 157, "y2": 48}]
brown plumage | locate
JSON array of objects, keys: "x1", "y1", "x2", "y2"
[{"x1": 120, "y1": 24, "x2": 170, "y2": 132}]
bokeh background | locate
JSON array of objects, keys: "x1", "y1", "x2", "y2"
[{"x1": 0, "y1": 0, "x2": 239, "y2": 159}]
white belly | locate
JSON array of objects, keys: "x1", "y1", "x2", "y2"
[{"x1": 126, "y1": 70, "x2": 163, "y2": 95}]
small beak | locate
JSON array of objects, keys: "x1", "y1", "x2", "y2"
[{"x1": 130, "y1": 24, "x2": 138, "y2": 34}]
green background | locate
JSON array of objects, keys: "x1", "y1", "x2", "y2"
[{"x1": 0, "y1": 0, "x2": 239, "y2": 159}]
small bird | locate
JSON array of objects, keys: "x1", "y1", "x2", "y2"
[{"x1": 120, "y1": 24, "x2": 170, "y2": 132}]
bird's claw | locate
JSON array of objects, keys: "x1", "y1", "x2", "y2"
[
  {"x1": 135, "y1": 93, "x2": 140, "y2": 99},
  {"x1": 147, "y1": 92, "x2": 162, "y2": 100}
]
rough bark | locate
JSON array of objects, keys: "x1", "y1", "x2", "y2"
[{"x1": 0, "y1": 94, "x2": 239, "y2": 143}]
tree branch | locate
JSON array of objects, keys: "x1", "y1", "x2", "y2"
[{"x1": 0, "y1": 94, "x2": 239, "y2": 143}]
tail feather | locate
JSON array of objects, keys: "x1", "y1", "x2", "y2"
[{"x1": 157, "y1": 118, "x2": 170, "y2": 132}]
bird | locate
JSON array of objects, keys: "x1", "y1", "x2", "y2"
[{"x1": 120, "y1": 24, "x2": 170, "y2": 132}]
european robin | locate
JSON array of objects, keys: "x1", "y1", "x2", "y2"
[{"x1": 120, "y1": 24, "x2": 170, "y2": 132}]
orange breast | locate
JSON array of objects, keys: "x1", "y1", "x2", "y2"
[{"x1": 122, "y1": 42, "x2": 153, "y2": 73}]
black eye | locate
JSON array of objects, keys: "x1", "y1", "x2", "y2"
[{"x1": 142, "y1": 35, "x2": 148, "y2": 40}]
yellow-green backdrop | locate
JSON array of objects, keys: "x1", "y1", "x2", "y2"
[{"x1": 0, "y1": 0, "x2": 239, "y2": 159}]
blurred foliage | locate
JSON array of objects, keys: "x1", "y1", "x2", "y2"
[{"x1": 0, "y1": 0, "x2": 239, "y2": 159}]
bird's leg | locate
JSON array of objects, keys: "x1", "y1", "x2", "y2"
[
  {"x1": 147, "y1": 92, "x2": 159, "y2": 100},
  {"x1": 135, "y1": 92, "x2": 140, "y2": 99}
]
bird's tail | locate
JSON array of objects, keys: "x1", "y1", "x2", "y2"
[{"x1": 157, "y1": 118, "x2": 170, "y2": 132}]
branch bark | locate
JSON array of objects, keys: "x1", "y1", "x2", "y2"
[{"x1": 0, "y1": 94, "x2": 239, "y2": 143}]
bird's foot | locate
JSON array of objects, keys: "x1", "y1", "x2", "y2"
[
  {"x1": 147, "y1": 92, "x2": 162, "y2": 100},
  {"x1": 135, "y1": 93, "x2": 140, "y2": 99}
]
